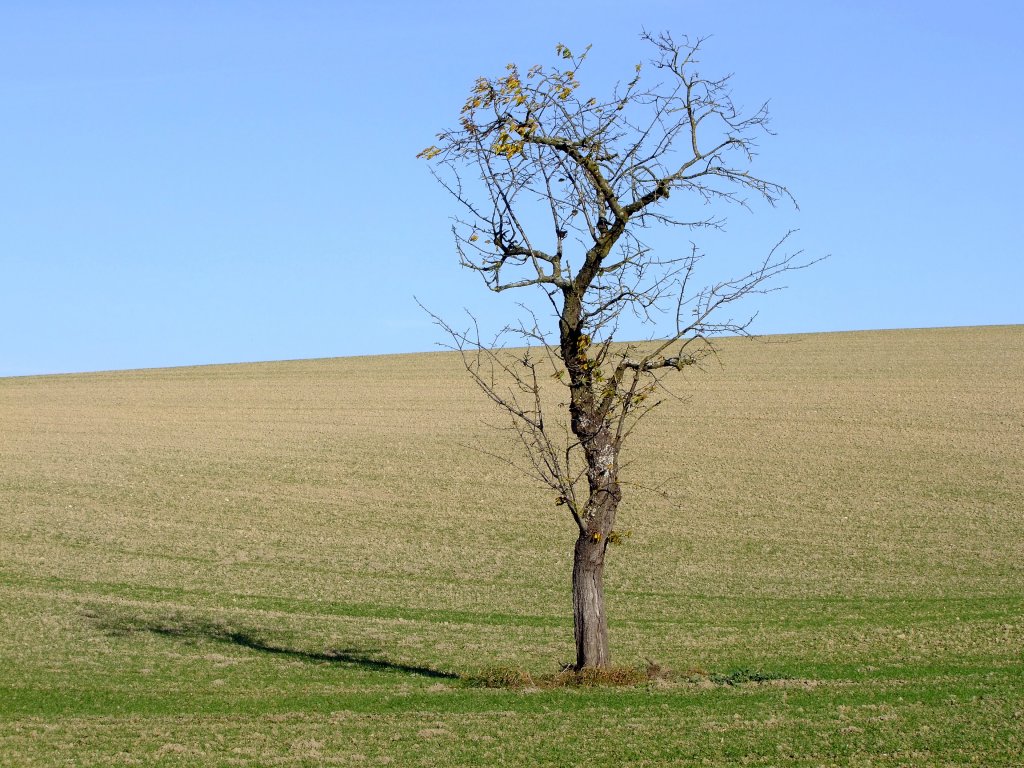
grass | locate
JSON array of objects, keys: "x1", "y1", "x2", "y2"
[{"x1": 1, "y1": 325, "x2": 1022, "y2": 766}]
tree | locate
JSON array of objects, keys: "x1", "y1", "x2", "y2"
[{"x1": 419, "y1": 32, "x2": 814, "y2": 669}]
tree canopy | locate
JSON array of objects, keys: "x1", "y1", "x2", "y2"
[{"x1": 420, "y1": 32, "x2": 815, "y2": 669}]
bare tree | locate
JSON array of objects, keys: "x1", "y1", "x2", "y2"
[{"x1": 419, "y1": 32, "x2": 816, "y2": 669}]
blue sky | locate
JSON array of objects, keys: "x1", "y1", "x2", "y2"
[{"x1": 2, "y1": 1, "x2": 1022, "y2": 377}]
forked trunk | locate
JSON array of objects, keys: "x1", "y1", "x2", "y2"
[{"x1": 572, "y1": 532, "x2": 610, "y2": 669}]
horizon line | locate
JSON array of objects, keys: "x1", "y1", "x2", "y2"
[{"x1": 3, "y1": 322, "x2": 1020, "y2": 381}]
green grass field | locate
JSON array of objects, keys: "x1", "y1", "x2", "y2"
[{"x1": 1, "y1": 326, "x2": 1022, "y2": 766}]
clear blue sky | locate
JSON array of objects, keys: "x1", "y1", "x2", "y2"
[{"x1": 2, "y1": 1, "x2": 1022, "y2": 377}]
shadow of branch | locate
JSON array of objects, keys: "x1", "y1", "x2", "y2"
[{"x1": 85, "y1": 607, "x2": 460, "y2": 681}]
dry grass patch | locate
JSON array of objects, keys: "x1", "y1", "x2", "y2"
[
  {"x1": 467, "y1": 664, "x2": 660, "y2": 689},
  {"x1": 467, "y1": 660, "x2": 787, "y2": 689}
]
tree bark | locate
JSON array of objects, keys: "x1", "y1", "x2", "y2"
[{"x1": 572, "y1": 532, "x2": 610, "y2": 669}]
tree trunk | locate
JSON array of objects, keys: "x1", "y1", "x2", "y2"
[{"x1": 572, "y1": 532, "x2": 610, "y2": 669}]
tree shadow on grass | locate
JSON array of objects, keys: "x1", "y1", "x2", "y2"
[{"x1": 84, "y1": 607, "x2": 459, "y2": 680}]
